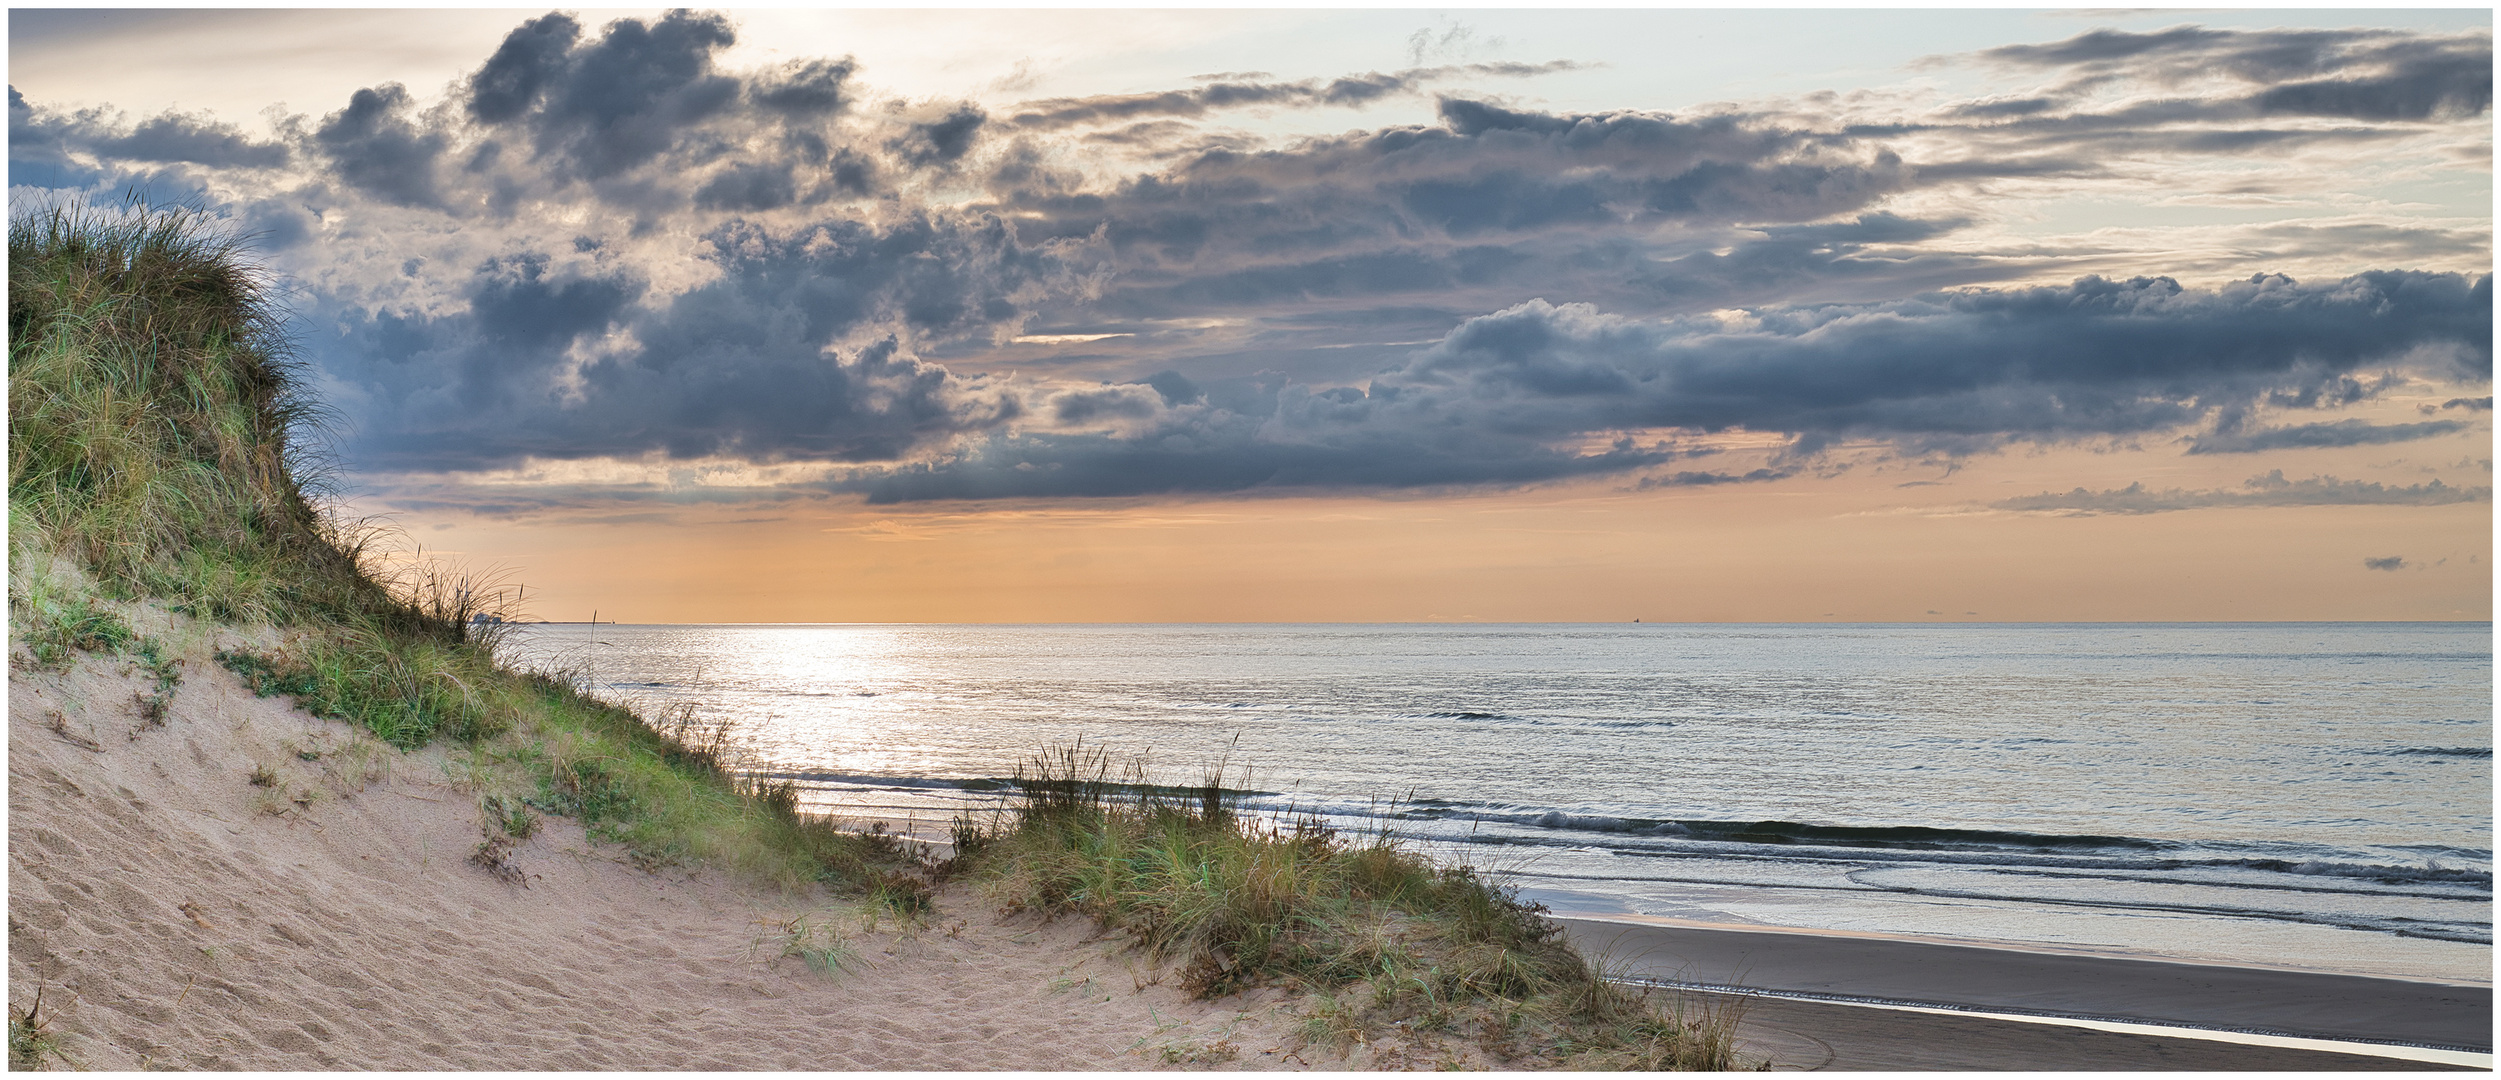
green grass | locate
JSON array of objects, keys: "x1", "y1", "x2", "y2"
[
  {"x1": 9, "y1": 990, "x2": 66, "y2": 1071},
  {"x1": 9, "y1": 195, "x2": 920, "y2": 900},
  {"x1": 960, "y1": 746, "x2": 1750, "y2": 1069},
  {"x1": 16, "y1": 591, "x2": 136, "y2": 668}
]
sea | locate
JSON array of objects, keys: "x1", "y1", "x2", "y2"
[{"x1": 496, "y1": 622, "x2": 2493, "y2": 985}]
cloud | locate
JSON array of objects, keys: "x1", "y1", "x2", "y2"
[
  {"x1": 508, "y1": 9, "x2": 741, "y2": 182},
  {"x1": 315, "y1": 84, "x2": 449, "y2": 208},
  {"x1": 994, "y1": 96, "x2": 1936, "y2": 328},
  {"x1": 10, "y1": 13, "x2": 2490, "y2": 514},
  {"x1": 830, "y1": 270, "x2": 2489, "y2": 501},
  {"x1": 2187, "y1": 418, "x2": 2470, "y2": 454},
  {"x1": 1875, "y1": 27, "x2": 2496, "y2": 181},
  {"x1": 323, "y1": 212, "x2": 1081, "y2": 471},
  {"x1": 466, "y1": 12, "x2": 581, "y2": 124},
  {"x1": 8, "y1": 87, "x2": 292, "y2": 185},
  {"x1": 751, "y1": 58, "x2": 857, "y2": 118},
  {"x1": 1996, "y1": 470, "x2": 2492, "y2": 515},
  {"x1": 7, "y1": 86, "x2": 106, "y2": 189},
  {"x1": 1001, "y1": 61, "x2": 1579, "y2": 132},
  {"x1": 95, "y1": 112, "x2": 289, "y2": 168},
  {"x1": 889, "y1": 104, "x2": 986, "y2": 169},
  {"x1": 1634, "y1": 467, "x2": 1797, "y2": 489},
  {"x1": 1972, "y1": 25, "x2": 2492, "y2": 122},
  {"x1": 1379, "y1": 271, "x2": 2488, "y2": 445},
  {"x1": 839, "y1": 422, "x2": 1673, "y2": 504},
  {"x1": 2364, "y1": 555, "x2": 2407, "y2": 571}
]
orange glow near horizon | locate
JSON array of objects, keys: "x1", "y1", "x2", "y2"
[{"x1": 371, "y1": 430, "x2": 2492, "y2": 624}]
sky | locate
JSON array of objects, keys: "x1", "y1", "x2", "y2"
[{"x1": 8, "y1": 7, "x2": 2492, "y2": 623}]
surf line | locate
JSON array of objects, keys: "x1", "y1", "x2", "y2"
[{"x1": 1613, "y1": 976, "x2": 2493, "y2": 1069}]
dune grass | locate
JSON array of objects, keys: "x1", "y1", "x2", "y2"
[
  {"x1": 8, "y1": 195, "x2": 918, "y2": 898},
  {"x1": 959, "y1": 746, "x2": 1749, "y2": 1069},
  {"x1": 9, "y1": 990, "x2": 69, "y2": 1071}
]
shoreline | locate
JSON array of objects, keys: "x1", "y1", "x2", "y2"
[
  {"x1": 1553, "y1": 914, "x2": 2494, "y2": 1059},
  {"x1": 1554, "y1": 909, "x2": 2496, "y2": 987}
]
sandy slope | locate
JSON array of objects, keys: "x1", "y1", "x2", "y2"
[{"x1": 10, "y1": 606, "x2": 1505, "y2": 1071}]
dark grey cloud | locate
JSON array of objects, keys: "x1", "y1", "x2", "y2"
[
  {"x1": 1373, "y1": 271, "x2": 2488, "y2": 445},
  {"x1": 316, "y1": 84, "x2": 447, "y2": 208},
  {"x1": 324, "y1": 212, "x2": 1072, "y2": 471},
  {"x1": 842, "y1": 422, "x2": 1672, "y2": 504},
  {"x1": 1634, "y1": 467, "x2": 1797, "y2": 489},
  {"x1": 6, "y1": 88, "x2": 290, "y2": 190},
  {"x1": 693, "y1": 162, "x2": 797, "y2": 211},
  {"x1": 236, "y1": 195, "x2": 316, "y2": 251},
  {"x1": 751, "y1": 58, "x2": 857, "y2": 118},
  {"x1": 521, "y1": 10, "x2": 740, "y2": 182},
  {"x1": 377, "y1": 482, "x2": 816, "y2": 523},
  {"x1": 832, "y1": 271, "x2": 2490, "y2": 501},
  {"x1": 993, "y1": 97, "x2": 1930, "y2": 327},
  {"x1": 466, "y1": 12, "x2": 581, "y2": 124},
  {"x1": 1975, "y1": 25, "x2": 2492, "y2": 122},
  {"x1": 1143, "y1": 370, "x2": 1202, "y2": 406},
  {"x1": 7, "y1": 85, "x2": 107, "y2": 189},
  {"x1": 1876, "y1": 27, "x2": 2496, "y2": 177},
  {"x1": 423, "y1": 12, "x2": 980, "y2": 215},
  {"x1": 2238, "y1": 221, "x2": 2493, "y2": 268},
  {"x1": 1003, "y1": 61, "x2": 1579, "y2": 132},
  {"x1": 1996, "y1": 470, "x2": 2491, "y2": 515},
  {"x1": 2442, "y1": 395, "x2": 2493, "y2": 411},
  {"x1": 2364, "y1": 555, "x2": 2407, "y2": 571},
  {"x1": 889, "y1": 105, "x2": 986, "y2": 168},
  {"x1": 2188, "y1": 418, "x2": 2471, "y2": 454},
  {"x1": 94, "y1": 112, "x2": 289, "y2": 168}
]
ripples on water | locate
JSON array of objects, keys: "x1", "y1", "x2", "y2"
[{"x1": 500, "y1": 622, "x2": 2492, "y2": 982}]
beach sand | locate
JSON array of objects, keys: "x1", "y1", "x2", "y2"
[
  {"x1": 12, "y1": 613, "x2": 2485, "y2": 1070},
  {"x1": 1558, "y1": 914, "x2": 2491, "y2": 1070}
]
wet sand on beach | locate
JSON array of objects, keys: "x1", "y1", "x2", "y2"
[{"x1": 1557, "y1": 915, "x2": 2491, "y2": 1070}]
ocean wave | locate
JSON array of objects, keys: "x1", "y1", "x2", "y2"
[
  {"x1": 1366, "y1": 805, "x2": 2495, "y2": 893},
  {"x1": 1401, "y1": 711, "x2": 1679, "y2": 731},
  {"x1": 1402, "y1": 808, "x2": 2179, "y2": 854},
  {"x1": 2388, "y1": 842, "x2": 2496, "y2": 858},
  {"x1": 2381, "y1": 746, "x2": 2493, "y2": 758},
  {"x1": 1502, "y1": 869, "x2": 2494, "y2": 944},
  {"x1": 750, "y1": 770, "x2": 1017, "y2": 792},
  {"x1": 2260, "y1": 859, "x2": 2494, "y2": 888}
]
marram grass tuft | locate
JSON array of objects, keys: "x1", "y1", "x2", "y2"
[{"x1": 962, "y1": 745, "x2": 1754, "y2": 1068}]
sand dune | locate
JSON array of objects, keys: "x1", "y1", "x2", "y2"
[{"x1": 8, "y1": 611, "x2": 1440, "y2": 1071}]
